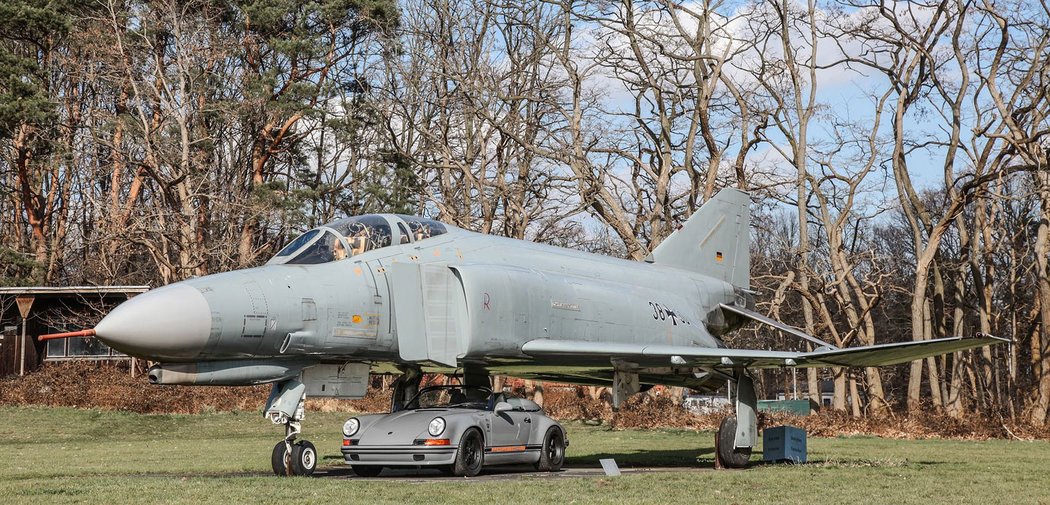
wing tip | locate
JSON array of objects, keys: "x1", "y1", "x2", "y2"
[{"x1": 974, "y1": 332, "x2": 1012, "y2": 344}]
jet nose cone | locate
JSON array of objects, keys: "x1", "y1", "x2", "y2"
[{"x1": 95, "y1": 283, "x2": 211, "y2": 360}]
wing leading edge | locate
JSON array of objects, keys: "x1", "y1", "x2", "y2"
[{"x1": 520, "y1": 334, "x2": 1008, "y2": 370}]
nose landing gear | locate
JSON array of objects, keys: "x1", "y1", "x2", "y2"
[
  {"x1": 272, "y1": 437, "x2": 317, "y2": 476},
  {"x1": 266, "y1": 379, "x2": 316, "y2": 476}
]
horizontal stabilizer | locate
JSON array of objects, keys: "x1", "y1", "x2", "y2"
[{"x1": 521, "y1": 334, "x2": 1008, "y2": 370}]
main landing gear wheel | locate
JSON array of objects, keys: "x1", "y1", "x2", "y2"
[
  {"x1": 535, "y1": 427, "x2": 566, "y2": 472},
  {"x1": 715, "y1": 416, "x2": 752, "y2": 469},
  {"x1": 271, "y1": 440, "x2": 317, "y2": 476},
  {"x1": 453, "y1": 428, "x2": 484, "y2": 477}
]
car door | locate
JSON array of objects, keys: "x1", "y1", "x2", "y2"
[{"x1": 489, "y1": 409, "x2": 530, "y2": 446}]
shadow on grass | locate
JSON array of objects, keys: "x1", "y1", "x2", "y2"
[
  {"x1": 314, "y1": 447, "x2": 725, "y2": 479},
  {"x1": 318, "y1": 443, "x2": 926, "y2": 477},
  {"x1": 323, "y1": 448, "x2": 723, "y2": 469},
  {"x1": 566, "y1": 446, "x2": 717, "y2": 468}
]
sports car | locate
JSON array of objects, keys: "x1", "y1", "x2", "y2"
[{"x1": 340, "y1": 385, "x2": 567, "y2": 477}]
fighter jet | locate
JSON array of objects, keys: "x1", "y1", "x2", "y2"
[{"x1": 41, "y1": 188, "x2": 1004, "y2": 473}]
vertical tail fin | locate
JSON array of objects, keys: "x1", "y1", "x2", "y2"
[{"x1": 650, "y1": 188, "x2": 751, "y2": 289}]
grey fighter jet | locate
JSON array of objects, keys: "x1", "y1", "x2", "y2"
[{"x1": 41, "y1": 188, "x2": 1004, "y2": 474}]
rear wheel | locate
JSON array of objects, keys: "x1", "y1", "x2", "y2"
[
  {"x1": 453, "y1": 428, "x2": 484, "y2": 477},
  {"x1": 351, "y1": 465, "x2": 384, "y2": 477},
  {"x1": 535, "y1": 427, "x2": 566, "y2": 472}
]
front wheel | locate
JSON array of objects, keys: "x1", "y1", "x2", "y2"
[
  {"x1": 453, "y1": 428, "x2": 484, "y2": 477},
  {"x1": 535, "y1": 427, "x2": 566, "y2": 472},
  {"x1": 272, "y1": 441, "x2": 291, "y2": 476}
]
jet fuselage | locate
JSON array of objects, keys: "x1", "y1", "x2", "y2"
[{"x1": 98, "y1": 224, "x2": 744, "y2": 372}]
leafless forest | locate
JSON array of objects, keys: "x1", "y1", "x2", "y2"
[{"x1": 1, "y1": 0, "x2": 1049, "y2": 424}]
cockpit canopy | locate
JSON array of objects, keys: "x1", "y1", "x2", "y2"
[{"x1": 267, "y1": 214, "x2": 449, "y2": 265}]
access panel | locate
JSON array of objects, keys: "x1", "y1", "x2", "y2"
[{"x1": 301, "y1": 363, "x2": 370, "y2": 399}]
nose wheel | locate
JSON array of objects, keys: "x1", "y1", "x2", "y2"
[
  {"x1": 265, "y1": 379, "x2": 316, "y2": 476},
  {"x1": 272, "y1": 439, "x2": 317, "y2": 476}
]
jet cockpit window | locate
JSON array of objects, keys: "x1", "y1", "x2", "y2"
[
  {"x1": 270, "y1": 215, "x2": 396, "y2": 265},
  {"x1": 397, "y1": 215, "x2": 448, "y2": 242},
  {"x1": 285, "y1": 230, "x2": 345, "y2": 265},
  {"x1": 273, "y1": 229, "x2": 320, "y2": 258},
  {"x1": 329, "y1": 215, "x2": 392, "y2": 255}
]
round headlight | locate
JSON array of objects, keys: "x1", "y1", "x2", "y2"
[
  {"x1": 342, "y1": 418, "x2": 360, "y2": 437},
  {"x1": 428, "y1": 417, "x2": 446, "y2": 437}
]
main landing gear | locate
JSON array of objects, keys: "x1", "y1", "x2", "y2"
[
  {"x1": 714, "y1": 374, "x2": 758, "y2": 469},
  {"x1": 266, "y1": 379, "x2": 317, "y2": 476},
  {"x1": 390, "y1": 365, "x2": 422, "y2": 412}
]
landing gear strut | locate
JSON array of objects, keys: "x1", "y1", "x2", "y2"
[
  {"x1": 715, "y1": 374, "x2": 757, "y2": 469},
  {"x1": 266, "y1": 379, "x2": 316, "y2": 476},
  {"x1": 391, "y1": 365, "x2": 422, "y2": 412}
]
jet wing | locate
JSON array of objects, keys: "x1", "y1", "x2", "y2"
[
  {"x1": 520, "y1": 334, "x2": 1008, "y2": 369},
  {"x1": 801, "y1": 334, "x2": 1008, "y2": 367}
]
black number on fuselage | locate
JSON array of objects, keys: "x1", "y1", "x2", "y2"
[{"x1": 648, "y1": 301, "x2": 690, "y2": 326}]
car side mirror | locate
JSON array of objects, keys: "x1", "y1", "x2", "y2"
[{"x1": 494, "y1": 401, "x2": 512, "y2": 413}]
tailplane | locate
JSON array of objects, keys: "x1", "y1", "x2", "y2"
[{"x1": 650, "y1": 188, "x2": 750, "y2": 289}]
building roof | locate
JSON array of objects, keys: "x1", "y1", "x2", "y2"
[{"x1": 0, "y1": 286, "x2": 150, "y2": 296}]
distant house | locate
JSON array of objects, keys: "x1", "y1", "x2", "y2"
[
  {"x1": 768, "y1": 380, "x2": 837, "y2": 408},
  {"x1": 0, "y1": 286, "x2": 149, "y2": 376},
  {"x1": 682, "y1": 394, "x2": 733, "y2": 414}
]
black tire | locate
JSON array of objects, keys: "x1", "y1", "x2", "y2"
[
  {"x1": 453, "y1": 428, "x2": 484, "y2": 477},
  {"x1": 351, "y1": 465, "x2": 384, "y2": 477},
  {"x1": 535, "y1": 427, "x2": 566, "y2": 472},
  {"x1": 716, "y1": 416, "x2": 752, "y2": 469},
  {"x1": 271, "y1": 441, "x2": 291, "y2": 476},
  {"x1": 291, "y1": 440, "x2": 317, "y2": 477}
]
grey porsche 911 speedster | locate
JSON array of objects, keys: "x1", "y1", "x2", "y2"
[{"x1": 340, "y1": 385, "x2": 567, "y2": 477}]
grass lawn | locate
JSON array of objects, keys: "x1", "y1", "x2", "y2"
[{"x1": 1, "y1": 406, "x2": 1047, "y2": 504}]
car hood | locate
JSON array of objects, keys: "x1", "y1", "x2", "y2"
[{"x1": 356, "y1": 408, "x2": 475, "y2": 445}]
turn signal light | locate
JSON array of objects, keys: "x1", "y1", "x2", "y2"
[{"x1": 423, "y1": 439, "x2": 451, "y2": 446}]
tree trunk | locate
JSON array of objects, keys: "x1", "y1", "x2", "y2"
[{"x1": 1029, "y1": 173, "x2": 1050, "y2": 425}]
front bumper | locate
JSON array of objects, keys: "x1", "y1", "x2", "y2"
[{"x1": 342, "y1": 445, "x2": 457, "y2": 466}]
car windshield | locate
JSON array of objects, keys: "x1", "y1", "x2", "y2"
[{"x1": 404, "y1": 385, "x2": 493, "y2": 410}]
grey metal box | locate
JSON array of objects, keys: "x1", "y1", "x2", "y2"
[{"x1": 762, "y1": 425, "x2": 807, "y2": 463}]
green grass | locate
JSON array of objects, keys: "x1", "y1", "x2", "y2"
[{"x1": 1, "y1": 406, "x2": 1048, "y2": 504}]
